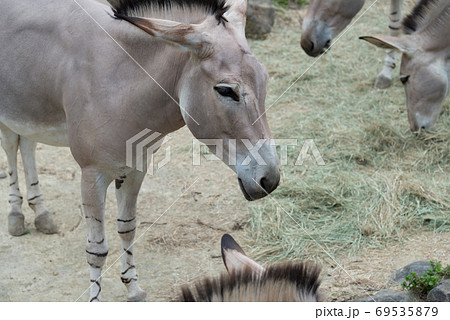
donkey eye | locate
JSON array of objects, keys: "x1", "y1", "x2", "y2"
[
  {"x1": 400, "y1": 75, "x2": 410, "y2": 84},
  {"x1": 214, "y1": 85, "x2": 240, "y2": 102}
]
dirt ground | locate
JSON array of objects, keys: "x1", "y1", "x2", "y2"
[{"x1": 0, "y1": 2, "x2": 449, "y2": 302}]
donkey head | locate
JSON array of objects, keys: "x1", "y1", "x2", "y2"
[
  {"x1": 361, "y1": 35, "x2": 449, "y2": 131},
  {"x1": 118, "y1": 0, "x2": 280, "y2": 200},
  {"x1": 301, "y1": 0, "x2": 364, "y2": 57},
  {"x1": 181, "y1": 234, "x2": 322, "y2": 302}
]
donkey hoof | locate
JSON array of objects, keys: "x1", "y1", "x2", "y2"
[
  {"x1": 8, "y1": 212, "x2": 26, "y2": 236},
  {"x1": 127, "y1": 289, "x2": 147, "y2": 302},
  {"x1": 374, "y1": 74, "x2": 392, "y2": 89},
  {"x1": 0, "y1": 171, "x2": 7, "y2": 179},
  {"x1": 35, "y1": 212, "x2": 58, "y2": 234}
]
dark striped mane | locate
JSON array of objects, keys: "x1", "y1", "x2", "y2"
[
  {"x1": 109, "y1": 0, "x2": 230, "y2": 25},
  {"x1": 403, "y1": 0, "x2": 447, "y2": 34},
  {"x1": 180, "y1": 262, "x2": 322, "y2": 302}
]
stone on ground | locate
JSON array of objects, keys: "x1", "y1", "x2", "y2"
[
  {"x1": 355, "y1": 289, "x2": 418, "y2": 302},
  {"x1": 391, "y1": 261, "x2": 432, "y2": 284},
  {"x1": 427, "y1": 279, "x2": 450, "y2": 302},
  {"x1": 246, "y1": 0, "x2": 275, "y2": 39}
]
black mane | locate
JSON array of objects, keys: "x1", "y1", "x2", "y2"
[
  {"x1": 403, "y1": 0, "x2": 439, "y2": 34},
  {"x1": 180, "y1": 262, "x2": 322, "y2": 302},
  {"x1": 108, "y1": 0, "x2": 230, "y2": 25}
]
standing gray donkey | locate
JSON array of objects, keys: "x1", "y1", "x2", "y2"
[{"x1": 0, "y1": 0, "x2": 280, "y2": 301}]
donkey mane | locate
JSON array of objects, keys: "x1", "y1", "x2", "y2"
[
  {"x1": 403, "y1": 0, "x2": 448, "y2": 34},
  {"x1": 109, "y1": 0, "x2": 230, "y2": 24},
  {"x1": 180, "y1": 262, "x2": 322, "y2": 302}
]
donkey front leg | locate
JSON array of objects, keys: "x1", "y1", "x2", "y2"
[
  {"x1": 0, "y1": 126, "x2": 25, "y2": 236},
  {"x1": 374, "y1": 0, "x2": 403, "y2": 89},
  {"x1": 81, "y1": 167, "x2": 110, "y2": 302},
  {"x1": 19, "y1": 137, "x2": 57, "y2": 234},
  {"x1": 115, "y1": 170, "x2": 147, "y2": 302}
]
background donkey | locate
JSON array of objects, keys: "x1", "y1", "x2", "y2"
[
  {"x1": 361, "y1": 0, "x2": 450, "y2": 131},
  {"x1": 180, "y1": 234, "x2": 322, "y2": 302},
  {"x1": 301, "y1": 0, "x2": 418, "y2": 89},
  {"x1": 0, "y1": 0, "x2": 280, "y2": 301}
]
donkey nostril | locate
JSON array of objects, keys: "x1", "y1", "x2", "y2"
[
  {"x1": 309, "y1": 41, "x2": 315, "y2": 52},
  {"x1": 324, "y1": 39, "x2": 331, "y2": 48}
]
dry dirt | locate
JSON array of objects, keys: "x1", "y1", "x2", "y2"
[{"x1": 0, "y1": 1, "x2": 449, "y2": 302}]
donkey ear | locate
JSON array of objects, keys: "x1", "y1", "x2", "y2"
[
  {"x1": 118, "y1": 15, "x2": 210, "y2": 56},
  {"x1": 223, "y1": 0, "x2": 248, "y2": 32},
  {"x1": 221, "y1": 234, "x2": 265, "y2": 275},
  {"x1": 359, "y1": 35, "x2": 417, "y2": 56}
]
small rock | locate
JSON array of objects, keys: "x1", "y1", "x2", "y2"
[
  {"x1": 0, "y1": 171, "x2": 7, "y2": 179},
  {"x1": 392, "y1": 261, "x2": 432, "y2": 284},
  {"x1": 246, "y1": 0, "x2": 275, "y2": 39},
  {"x1": 427, "y1": 279, "x2": 450, "y2": 302},
  {"x1": 355, "y1": 289, "x2": 418, "y2": 302}
]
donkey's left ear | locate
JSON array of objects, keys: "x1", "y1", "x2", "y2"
[
  {"x1": 119, "y1": 15, "x2": 211, "y2": 56},
  {"x1": 359, "y1": 35, "x2": 417, "y2": 56},
  {"x1": 221, "y1": 234, "x2": 265, "y2": 276}
]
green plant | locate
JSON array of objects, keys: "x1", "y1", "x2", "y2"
[{"x1": 402, "y1": 261, "x2": 450, "y2": 297}]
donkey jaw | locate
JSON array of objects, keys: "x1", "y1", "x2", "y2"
[
  {"x1": 238, "y1": 178, "x2": 252, "y2": 201},
  {"x1": 237, "y1": 173, "x2": 280, "y2": 201}
]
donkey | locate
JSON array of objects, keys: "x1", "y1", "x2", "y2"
[
  {"x1": 361, "y1": 0, "x2": 450, "y2": 131},
  {"x1": 0, "y1": 0, "x2": 280, "y2": 301},
  {"x1": 301, "y1": 0, "x2": 418, "y2": 89},
  {"x1": 180, "y1": 234, "x2": 322, "y2": 302}
]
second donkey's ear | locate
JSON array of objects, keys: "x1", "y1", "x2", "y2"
[
  {"x1": 221, "y1": 234, "x2": 265, "y2": 276},
  {"x1": 359, "y1": 35, "x2": 418, "y2": 56}
]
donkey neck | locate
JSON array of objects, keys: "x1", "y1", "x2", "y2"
[
  {"x1": 409, "y1": 2, "x2": 450, "y2": 53},
  {"x1": 103, "y1": 20, "x2": 193, "y2": 134}
]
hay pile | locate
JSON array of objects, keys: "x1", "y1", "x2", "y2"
[{"x1": 245, "y1": 2, "x2": 449, "y2": 262}]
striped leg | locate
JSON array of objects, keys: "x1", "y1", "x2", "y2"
[
  {"x1": 0, "y1": 126, "x2": 25, "y2": 236},
  {"x1": 19, "y1": 137, "x2": 57, "y2": 234},
  {"x1": 115, "y1": 170, "x2": 147, "y2": 302},
  {"x1": 374, "y1": 0, "x2": 403, "y2": 89},
  {"x1": 81, "y1": 167, "x2": 110, "y2": 302}
]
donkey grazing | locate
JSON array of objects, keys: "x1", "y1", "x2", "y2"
[
  {"x1": 0, "y1": 0, "x2": 280, "y2": 301},
  {"x1": 301, "y1": 0, "x2": 418, "y2": 89},
  {"x1": 361, "y1": 0, "x2": 450, "y2": 131},
  {"x1": 180, "y1": 234, "x2": 322, "y2": 302}
]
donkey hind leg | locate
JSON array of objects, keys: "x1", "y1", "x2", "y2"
[
  {"x1": 374, "y1": 0, "x2": 403, "y2": 89},
  {"x1": 19, "y1": 137, "x2": 57, "y2": 234},
  {"x1": 82, "y1": 167, "x2": 111, "y2": 302},
  {"x1": 115, "y1": 170, "x2": 147, "y2": 302},
  {"x1": 0, "y1": 127, "x2": 25, "y2": 236}
]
